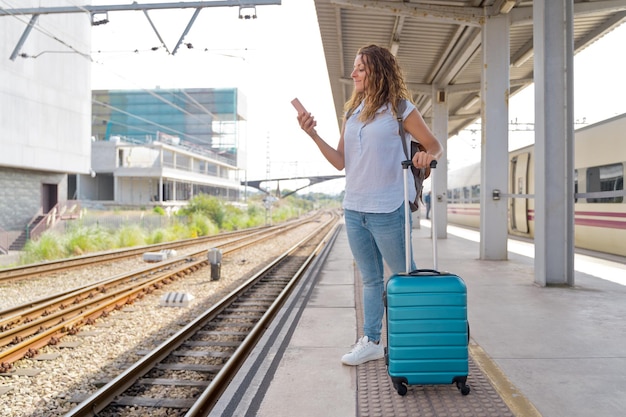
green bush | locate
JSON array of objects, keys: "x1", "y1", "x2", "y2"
[
  {"x1": 178, "y1": 194, "x2": 225, "y2": 228},
  {"x1": 116, "y1": 225, "x2": 146, "y2": 248},
  {"x1": 14, "y1": 192, "x2": 334, "y2": 266},
  {"x1": 188, "y1": 214, "x2": 218, "y2": 237},
  {"x1": 146, "y1": 228, "x2": 167, "y2": 244},
  {"x1": 21, "y1": 233, "x2": 65, "y2": 263},
  {"x1": 64, "y1": 225, "x2": 113, "y2": 255},
  {"x1": 271, "y1": 202, "x2": 300, "y2": 223},
  {"x1": 164, "y1": 221, "x2": 192, "y2": 241}
]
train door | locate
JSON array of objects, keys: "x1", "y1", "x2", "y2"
[{"x1": 510, "y1": 152, "x2": 529, "y2": 233}]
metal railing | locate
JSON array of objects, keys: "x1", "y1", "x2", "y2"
[
  {"x1": 28, "y1": 200, "x2": 81, "y2": 241},
  {"x1": 0, "y1": 226, "x2": 8, "y2": 254}
]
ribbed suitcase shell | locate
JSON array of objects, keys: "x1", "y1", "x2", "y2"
[{"x1": 385, "y1": 271, "x2": 469, "y2": 390}]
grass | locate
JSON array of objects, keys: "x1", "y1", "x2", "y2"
[{"x1": 8, "y1": 193, "x2": 339, "y2": 266}]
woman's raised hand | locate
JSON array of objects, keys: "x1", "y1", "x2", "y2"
[{"x1": 297, "y1": 112, "x2": 318, "y2": 137}]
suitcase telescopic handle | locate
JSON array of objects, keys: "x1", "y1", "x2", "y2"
[
  {"x1": 429, "y1": 159, "x2": 438, "y2": 270},
  {"x1": 401, "y1": 159, "x2": 437, "y2": 168},
  {"x1": 402, "y1": 158, "x2": 438, "y2": 273}
]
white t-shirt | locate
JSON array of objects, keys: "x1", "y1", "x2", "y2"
[{"x1": 342, "y1": 99, "x2": 417, "y2": 213}]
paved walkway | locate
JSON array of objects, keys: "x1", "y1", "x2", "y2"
[{"x1": 213, "y1": 218, "x2": 626, "y2": 417}]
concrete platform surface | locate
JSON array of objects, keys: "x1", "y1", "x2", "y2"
[{"x1": 215, "y1": 219, "x2": 626, "y2": 417}]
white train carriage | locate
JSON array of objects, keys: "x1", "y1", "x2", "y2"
[
  {"x1": 446, "y1": 163, "x2": 481, "y2": 229},
  {"x1": 446, "y1": 113, "x2": 626, "y2": 257}
]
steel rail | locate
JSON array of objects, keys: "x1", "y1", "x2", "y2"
[
  {"x1": 0, "y1": 215, "x2": 321, "y2": 371},
  {"x1": 0, "y1": 255, "x2": 208, "y2": 369},
  {"x1": 0, "y1": 226, "x2": 266, "y2": 283},
  {"x1": 0, "y1": 256, "x2": 205, "y2": 350},
  {"x1": 0, "y1": 219, "x2": 303, "y2": 317},
  {"x1": 186, "y1": 216, "x2": 341, "y2": 415},
  {"x1": 0, "y1": 253, "x2": 205, "y2": 327},
  {"x1": 63, "y1": 213, "x2": 338, "y2": 416}
]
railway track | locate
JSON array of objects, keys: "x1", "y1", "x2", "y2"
[
  {"x1": 0, "y1": 215, "x2": 318, "y2": 284},
  {"x1": 0, "y1": 227, "x2": 270, "y2": 284},
  {"x1": 0, "y1": 213, "x2": 328, "y2": 373},
  {"x1": 61, "y1": 211, "x2": 340, "y2": 416}
]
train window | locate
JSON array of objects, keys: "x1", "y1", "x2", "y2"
[
  {"x1": 586, "y1": 163, "x2": 624, "y2": 203},
  {"x1": 453, "y1": 188, "x2": 461, "y2": 203},
  {"x1": 463, "y1": 187, "x2": 470, "y2": 203},
  {"x1": 471, "y1": 185, "x2": 480, "y2": 203}
]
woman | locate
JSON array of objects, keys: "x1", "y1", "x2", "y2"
[{"x1": 297, "y1": 44, "x2": 443, "y2": 366}]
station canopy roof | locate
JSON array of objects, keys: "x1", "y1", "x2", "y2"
[{"x1": 312, "y1": 0, "x2": 626, "y2": 137}]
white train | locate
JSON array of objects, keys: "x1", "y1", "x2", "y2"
[{"x1": 445, "y1": 113, "x2": 626, "y2": 257}]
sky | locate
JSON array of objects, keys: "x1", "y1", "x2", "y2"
[
  {"x1": 87, "y1": 0, "x2": 626, "y2": 194},
  {"x1": 90, "y1": 0, "x2": 341, "y2": 193}
]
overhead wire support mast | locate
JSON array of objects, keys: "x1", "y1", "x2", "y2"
[{"x1": 1, "y1": 1, "x2": 282, "y2": 60}]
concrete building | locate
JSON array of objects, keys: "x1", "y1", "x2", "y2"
[
  {"x1": 79, "y1": 88, "x2": 246, "y2": 208},
  {"x1": 0, "y1": 1, "x2": 91, "y2": 252},
  {"x1": 0, "y1": 4, "x2": 246, "y2": 253}
]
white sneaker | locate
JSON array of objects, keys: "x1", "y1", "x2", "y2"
[{"x1": 341, "y1": 336, "x2": 384, "y2": 366}]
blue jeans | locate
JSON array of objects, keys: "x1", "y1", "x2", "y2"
[{"x1": 344, "y1": 203, "x2": 415, "y2": 343}]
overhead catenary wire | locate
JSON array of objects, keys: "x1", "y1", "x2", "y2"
[
  {"x1": 1, "y1": 0, "x2": 92, "y2": 60},
  {"x1": 3, "y1": 1, "x2": 253, "y2": 149},
  {"x1": 73, "y1": 0, "x2": 249, "y2": 141}
]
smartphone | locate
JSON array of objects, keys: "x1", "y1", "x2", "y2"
[{"x1": 291, "y1": 98, "x2": 307, "y2": 114}]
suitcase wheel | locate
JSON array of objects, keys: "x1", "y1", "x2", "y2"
[
  {"x1": 391, "y1": 377, "x2": 408, "y2": 396},
  {"x1": 395, "y1": 382, "x2": 407, "y2": 396},
  {"x1": 455, "y1": 379, "x2": 471, "y2": 395}
]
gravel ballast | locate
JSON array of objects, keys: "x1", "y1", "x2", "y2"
[{"x1": 0, "y1": 222, "x2": 324, "y2": 417}]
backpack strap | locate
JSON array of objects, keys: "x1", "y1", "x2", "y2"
[{"x1": 396, "y1": 99, "x2": 410, "y2": 160}]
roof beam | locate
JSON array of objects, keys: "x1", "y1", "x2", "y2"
[
  {"x1": 574, "y1": 10, "x2": 626, "y2": 50},
  {"x1": 510, "y1": 0, "x2": 626, "y2": 27},
  {"x1": 2, "y1": 1, "x2": 281, "y2": 59},
  {"x1": 574, "y1": 0, "x2": 626, "y2": 16},
  {"x1": 432, "y1": 27, "x2": 481, "y2": 86},
  {"x1": 335, "y1": 7, "x2": 348, "y2": 108},
  {"x1": 0, "y1": 1, "x2": 281, "y2": 16},
  {"x1": 389, "y1": 15, "x2": 406, "y2": 56},
  {"x1": 329, "y1": 0, "x2": 484, "y2": 27}
]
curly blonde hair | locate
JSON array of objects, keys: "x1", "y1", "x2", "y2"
[{"x1": 344, "y1": 44, "x2": 412, "y2": 122}]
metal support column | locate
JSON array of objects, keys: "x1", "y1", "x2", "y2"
[
  {"x1": 533, "y1": 0, "x2": 575, "y2": 286},
  {"x1": 480, "y1": 14, "x2": 510, "y2": 260},
  {"x1": 431, "y1": 85, "x2": 449, "y2": 239}
]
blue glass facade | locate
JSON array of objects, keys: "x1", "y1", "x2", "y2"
[{"x1": 92, "y1": 88, "x2": 243, "y2": 164}]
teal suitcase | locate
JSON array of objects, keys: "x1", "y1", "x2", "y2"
[
  {"x1": 384, "y1": 159, "x2": 470, "y2": 396},
  {"x1": 384, "y1": 270, "x2": 470, "y2": 396}
]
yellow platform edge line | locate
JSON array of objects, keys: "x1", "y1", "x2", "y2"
[{"x1": 469, "y1": 341, "x2": 543, "y2": 417}]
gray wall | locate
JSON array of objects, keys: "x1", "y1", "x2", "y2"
[
  {"x1": 0, "y1": 1, "x2": 92, "y2": 231},
  {"x1": 0, "y1": 168, "x2": 67, "y2": 230},
  {"x1": 0, "y1": 3, "x2": 91, "y2": 174}
]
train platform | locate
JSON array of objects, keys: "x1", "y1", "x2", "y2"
[{"x1": 211, "y1": 217, "x2": 626, "y2": 417}]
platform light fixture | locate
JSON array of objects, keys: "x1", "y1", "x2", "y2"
[
  {"x1": 390, "y1": 40, "x2": 400, "y2": 56},
  {"x1": 91, "y1": 12, "x2": 109, "y2": 26},
  {"x1": 239, "y1": 6, "x2": 257, "y2": 19}
]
